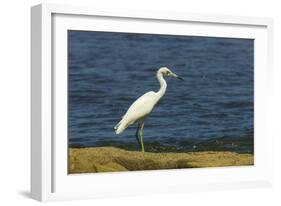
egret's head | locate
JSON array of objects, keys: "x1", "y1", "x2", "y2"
[{"x1": 158, "y1": 67, "x2": 184, "y2": 80}]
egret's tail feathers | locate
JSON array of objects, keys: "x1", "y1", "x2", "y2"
[
  {"x1": 114, "y1": 122, "x2": 120, "y2": 130},
  {"x1": 114, "y1": 121, "x2": 128, "y2": 134}
]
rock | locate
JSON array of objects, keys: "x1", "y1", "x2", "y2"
[{"x1": 69, "y1": 147, "x2": 254, "y2": 174}]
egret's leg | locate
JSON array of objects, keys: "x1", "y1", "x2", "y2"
[
  {"x1": 135, "y1": 124, "x2": 141, "y2": 150},
  {"x1": 139, "y1": 122, "x2": 145, "y2": 152}
]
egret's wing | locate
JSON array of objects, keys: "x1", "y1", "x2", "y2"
[
  {"x1": 123, "y1": 91, "x2": 158, "y2": 124},
  {"x1": 114, "y1": 91, "x2": 159, "y2": 134}
]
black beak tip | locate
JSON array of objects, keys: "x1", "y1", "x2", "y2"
[{"x1": 177, "y1": 76, "x2": 184, "y2": 81}]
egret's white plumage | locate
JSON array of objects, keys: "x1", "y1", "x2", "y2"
[
  {"x1": 114, "y1": 67, "x2": 183, "y2": 152},
  {"x1": 114, "y1": 91, "x2": 158, "y2": 134}
]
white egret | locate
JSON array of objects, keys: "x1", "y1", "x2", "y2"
[{"x1": 114, "y1": 67, "x2": 184, "y2": 152}]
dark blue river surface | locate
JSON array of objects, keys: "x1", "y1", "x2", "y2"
[{"x1": 68, "y1": 31, "x2": 254, "y2": 154}]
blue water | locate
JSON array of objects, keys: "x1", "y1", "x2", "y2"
[{"x1": 68, "y1": 31, "x2": 254, "y2": 153}]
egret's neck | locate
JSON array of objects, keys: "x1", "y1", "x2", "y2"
[{"x1": 156, "y1": 71, "x2": 167, "y2": 98}]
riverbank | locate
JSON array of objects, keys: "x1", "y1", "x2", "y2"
[{"x1": 68, "y1": 147, "x2": 253, "y2": 173}]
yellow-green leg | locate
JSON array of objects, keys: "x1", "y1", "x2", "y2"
[{"x1": 139, "y1": 122, "x2": 145, "y2": 152}]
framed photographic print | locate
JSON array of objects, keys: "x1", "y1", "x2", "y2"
[{"x1": 31, "y1": 3, "x2": 274, "y2": 201}]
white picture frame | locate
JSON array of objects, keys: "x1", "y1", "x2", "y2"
[{"x1": 31, "y1": 3, "x2": 274, "y2": 202}]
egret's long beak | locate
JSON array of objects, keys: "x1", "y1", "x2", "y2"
[{"x1": 171, "y1": 72, "x2": 184, "y2": 81}]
